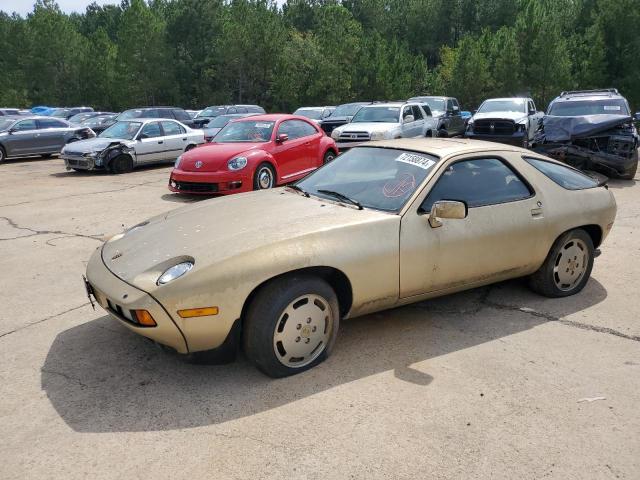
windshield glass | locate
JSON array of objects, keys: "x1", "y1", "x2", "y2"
[
  {"x1": 198, "y1": 106, "x2": 227, "y2": 118},
  {"x1": 99, "y1": 121, "x2": 142, "y2": 140},
  {"x1": 548, "y1": 99, "x2": 630, "y2": 116},
  {"x1": 297, "y1": 147, "x2": 438, "y2": 212},
  {"x1": 215, "y1": 120, "x2": 275, "y2": 142},
  {"x1": 0, "y1": 119, "x2": 15, "y2": 131},
  {"x1": 117, "y1": 110, "x2": 146, "y2": 120},
  {"x1": 210, "y1": 115, "x2": 237, "y2": 128},
  {"x1": 351, "y1": 106, "x2": 400, "y2": 123},
  {"x1": 477, "y1": 99, "x2": 526, "y2": 114},
  {"x1": 412, "y1": 98, "x2": 445, "y2": 112},
  {"x1": 82, "y1": 115, "x2": 114, "y2": 127},
  {"x1": 50, "y1": 109, "x2": 69, "y2": 118},
  {"x1": 294, "y1": 109, "x2": 323, "y2": 120},
  {"x1": 331, "y1": 104, "x2": 365, "y2": 117},
  {"x1": 69, "y1": 113, "x2": 94, "y2": 123}
]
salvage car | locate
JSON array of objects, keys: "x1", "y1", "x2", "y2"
[
  {"x1": 0, "y1": 116, "x2": 95, "y2": 162},
  {"x1": 408, "y1": 96, "x2": 466, "y2": 137},
  {"x1": 61, "y1": 118, "x2": 204, "y2": 173},
  {"x1": 79, "y1": 113, "x2": 118, "y2": 131},
  {"x1": 169, "y1": 114, "x2": 338, "y2": 194},
  {"x1": 202, "y1": 113, "x2": 260, "y2": 142},
  {"x1": 465, "y1": 97, "x2": 543, "y2": 148},
  {"x1": 331, "y1": 102, "x2": 438, "y2": 150},
  {"x1": 534, "y1": 89, "x2": 638, "y2": 179},
  {"x1": 84, "y1": 138, "x2": 616, "y2": 377}
]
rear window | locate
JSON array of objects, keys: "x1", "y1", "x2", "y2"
[{"x1": 525, "y1": 157, "x2": 598, "y2": 190}]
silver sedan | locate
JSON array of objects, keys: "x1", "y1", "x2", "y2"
[{"x1": 61, "y1": 118, "x2": 205, "y2": 174}]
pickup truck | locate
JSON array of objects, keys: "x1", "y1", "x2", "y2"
[
  {"x1": 465, "y1": 97, "x2": 543, "y2": 148},
  {"x1": 407, "y1": 96, "x2": 466, "y2": 137}
]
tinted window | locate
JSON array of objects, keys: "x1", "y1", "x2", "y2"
[
  {"x1": 446, "y1": 99, "x2": 454, "y2": 111},
  {"x1": 236, "y1": 107, "x2": 248, "y2": 114},
  {"x1": 14, "y1": 119, "x2": 37, "y2": 131},
  {"x1": 422, "y1": 158, "x2": 532, "y2": 211},
  {"x1": 420, "y1": 104, "x2": 433, "y2": 116},
  {"x1": 411, "y1": 105, "x2": 424, "y2": 120},
  {"x1": 161, "y1": 121, "x2": 185, "y2": 135},
  {"x1": 140, "y1": 122, "x2": 162, "y2": 138},
  {"x1": 172, "y1": 109, "x2": 190, "y2": 121},
  {"x1": 524, "y1": 157, "x2": 598, "y2": 190},
  {"x1": 38, "y1": 118, "x2": 68, "y2": 128}
]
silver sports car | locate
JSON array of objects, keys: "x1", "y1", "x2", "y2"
[{"x1": 61, "y1": 118, "x2": 205, "y2": 174}]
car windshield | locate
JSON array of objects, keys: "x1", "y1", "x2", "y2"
[
  {"x1": 210, "y1": 115, "x2": 237, "y2": 128},
  {"x1": 296, "y1": 147, "x2": 438, "y2": 212},
  {"x1": 198, "y1": 106, "x2": 227, "y2": 118},
  {"x1": 82, "y1": 115, "x2": 114, "y2": 127},
  {"x1": 295, "y1": 109, "x2": 323, "y2": 120},
  {"x1": 99, "y1": 121, "x2": 142, "y2": 140},
  {"x1": 117, "y1": 110, "x2": 146, "y2": 120},
  {"x1": 215, "y1": 120, "x2": 275, "y2": 142},
  {"x1": 477, "y1": 99, "x2": 526, "y2": 114},
  {"x1": 331, "y1": 104, "x2": 365, "y2": 117},
  {"x1": 351, "y1": 106, "x2": 400, "y2": 123},
  {"x1": 412, "y1": 98, "x2": 445, "y2": 113},
  {"x1": 548, "y1": 99, "x2": 630, "y2": 116},
  {"x1": 69, "y1": 113, "x2": 94, "y2": 123},
  {"x1": 0, "y1": 119, "x2": 15, "y2": 131},
  {"x1": 50, "y1": 109, "x2": 69, "y2": 118}
]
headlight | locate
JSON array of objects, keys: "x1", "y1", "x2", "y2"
[
  {"x1": 370, "y1": 131, "x2": 385, "y2": 141},
  {"x1": 331, "y1": 129, "x2": 341, "y2": 140},
  {"x1": 157, "y1": 261, "x2": 193, "y2": 285},
  {"x1": 517, "y1": 123, "x2": 527, "y2": 132},
  {"x1": 228, "y1": 156, "x2": 247, "y2": 171},
  {"x1": 175, "y1": 155, "x2": 182, "y2": 168}
]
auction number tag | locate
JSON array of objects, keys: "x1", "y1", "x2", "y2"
[{"x1": 396, "y1": 153, "x2": 436, "y2": 170}]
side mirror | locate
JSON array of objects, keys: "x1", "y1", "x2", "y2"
[
  {"x1": 428, "y1": 200, "x2": 467, "y2": 228},
  {"x1": 276, "y1": 133, "x2": 289, "y2": 143},
  {"x1": 137, "y1": 133, "x2": 148, "y2": 141},
  {"x1": 8, "y1": 128, "x2": 17, "y2": 134},
  {"x1": 403, "y1": 114, "x2": 415, "y2": 123}
]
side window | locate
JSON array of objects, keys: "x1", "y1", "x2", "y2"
[
  {"x1": 227, "y1": 107, "x2": 237, "y2": 114},
  {"x1": 422, "y1": 158, "x2": 532, "y2": 211},
  {"x1": 156, "y1": 109, "x2": 172, "y2": 119},
  {"x1": 446, "y1": 99, "x2": 454, "y2": 112},
  {"x1": 140, "y1": 122, "x2": 162, "y2": 139},
  {"x1": 402, "y1": 106, "x2": 413, "y2": 121},
  {"x1": 524, "y1": 157, "x2": 598, "y2": 190},
  {"x1": 141, "y1": 109, "x2": 159, "y2": 118},
  {"x1": 293, "y1": 119, "x2": 317, "y2": 138},
  {"x1": 421, "y1": 104, "x2": 432, "y2": 116},
  {"x1": 161, "y1": 121, "x2": 185, "y2": 136},
  {"x1": 14, "y1": 119, "x2": 37, "y2": 131},
  {"x1": 452, "y1": 99, "x2": 460, "y2": 109},
  {"x1": 172, "y1": 109, "x2": 190, "y2": 121},
  {"x1": 37, "y1": 119, "x2": 68, "y2": 128},
  {"x1": 411, "y1": 105, "x2": 424, "y2": 120},
  {"x1": 236, "y1": 107, "x2": 248, "y2": 114}
]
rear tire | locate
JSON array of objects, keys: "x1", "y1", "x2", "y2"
[
  {"x1": 243, "y1": 274, "x2": 340, "y2": 378},
  {"x1": 253, "y1": 162, "x2": 276, "y2": 190},
  {"x1": 109, "y1": 154, "x2": 134, "y2": 174},
  {"x1": 323, "y1": 150, "x2": 336, "y2": 164},
  {"x1": 529, "y1": 229, "x2": 594, "y2": 298}
]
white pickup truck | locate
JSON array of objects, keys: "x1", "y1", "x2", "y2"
[{"x1": 465, "y1": 97, "x2": 544, "y2": 148}]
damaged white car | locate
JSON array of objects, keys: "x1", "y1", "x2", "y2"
[{"x1": 62, "y1": 119, "x2": 205, "y2": 174}]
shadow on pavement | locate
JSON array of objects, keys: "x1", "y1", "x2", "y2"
[
  {"x1": 42, "y1": 277, "x2": 607, "y2": 433},
  {"x1": 161, "y1": 193, "x2": 208, "y2": 203}
]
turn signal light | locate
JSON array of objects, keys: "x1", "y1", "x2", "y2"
[
  {"x1": 134, "y1": 309, "x2": 157, "y2": 326},
  {"x1": 177, "y1": 307, "x2": 219, "y2": 318}
]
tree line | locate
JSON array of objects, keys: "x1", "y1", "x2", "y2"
[{"x1": 1, "y1": 0, "x2": 638, "y2": 113}]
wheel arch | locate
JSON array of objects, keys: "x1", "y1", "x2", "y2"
[
  {"x1": 240, "y1": 266, "x2": 354, "y2": 326},
  {"x1": 576, "y1": 224, "x2": 603, "y2": 248}
]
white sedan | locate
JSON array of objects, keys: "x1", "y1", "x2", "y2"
[{"x1": 61, "y1": 118, "x2": 205, "y2": 173}]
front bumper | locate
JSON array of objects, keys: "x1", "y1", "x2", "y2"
[
  {"x1": 86, "y1": 246, "x2": 189, "y2": 353},
  {"x1": 464, "y1": 130, "x2": 526, "y2": 146},
  {"x1": 63, "y1": 154, "x2": 100, "y2": 170},
  {"x1": 169, "y1": 168, "x2": 252, "y2": 195}
]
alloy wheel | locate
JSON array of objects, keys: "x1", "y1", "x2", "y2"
[
  {"x1": 553, "y1": 238, "x2": 588, "y2": 291},
  {"x1": 258, "y1": 167, "x2": 274, "y2": 189}
]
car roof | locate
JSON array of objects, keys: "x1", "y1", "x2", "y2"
[
  {"x1": 483, "y1": 97, "x2": 529, "y2": 102},
  {"x1": 116, "y1": 117, "x2": 182, "y2": 124},
  {"x1": 552, "y1": 92, "x2": 626, "y2": 103},
  {"x1": 296, "y1": 106, "x2": 331, "y2": 111},
  {"x1": 234, "y1": 113, "x2": 310, "y2": 122},
  {"x1": 356, "y1": 137, "x2": 530, "y2": 158},
  {"x1": 363, "y1": 102, "x2": 405, "y2": 108}
]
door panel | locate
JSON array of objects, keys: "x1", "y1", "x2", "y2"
[
  {"x1": 160, "y1": 121, "x2": 187, "y2": 161},
  {"x1": 5, "y1": 119, "x2": 45, "y2": 155},
  {"x1": 399, "y1": 155, "x2": 548, "y2": 297},
  {"x1": 273, "y1": 120, "x2": 312, "y2": 180},
  {"x1": 134, "y1": 122, "x2": 164, "y2": 164}
]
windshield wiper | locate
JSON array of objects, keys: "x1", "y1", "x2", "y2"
[
  {"x1": 287, "y1": 184, "x2": 309, "y2": 197},
  {"x1": 317, "y1": 189, "x2": 363, "y2": 210}
]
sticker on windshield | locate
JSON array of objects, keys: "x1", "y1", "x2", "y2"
[
  {"x1": 603, "y1": 105, "x2": 621, "y2": 111},
  {"x1": 395, "y1": 153, "x2": 436, "y2": 170},
  {"x1": 255, "y1": 123, "x2": 272, "y2": 128}
]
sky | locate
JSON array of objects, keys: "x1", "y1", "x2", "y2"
[{"x1": 0, "y1": 0, "x2": 119, "y2": 16}]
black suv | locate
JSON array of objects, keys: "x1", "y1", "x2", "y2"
[
  {"x1": 93, "y1": 107, "x2": 196, "y2": 134},
  {"x1": 407, "y1": 96, "x2": 466, "y2": 137},
  {"x1": 535, "y1": 89, "x2": 639, "y2": 179}
]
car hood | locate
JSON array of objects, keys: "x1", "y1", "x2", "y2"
[
  {"x1": 101, "y1": 188, "x2": 390, "y2": 286},
  {"x1": 62, "y1": 137, "x2": 133, "y2": 153},
  {"x1": 322, "y1": 116, "x2": 350, "y2": 123},
  {"x1": 339, "y1": 122, "x2": 398, "y2": 133},
  {"x1": 472, "y1": 111, "x2": 528, "y2": 123},
  {"x1": 178, "y1": 142, "x2": 265, "y2": 172}
]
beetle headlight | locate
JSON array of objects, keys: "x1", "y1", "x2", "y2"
[
  {"x1": 228, "y1": 156, "x2": 247, "y2": 171},
  {"x1": 157, "y1": 261, "x2": 193, "y2": 285},
  {"x1": 175, "y1": 155, "x2": 182, "y2": 168}
]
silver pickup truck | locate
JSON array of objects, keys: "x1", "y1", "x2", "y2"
[{"x1": 465, "y1": 97, "x2": 544, "y2": 148}]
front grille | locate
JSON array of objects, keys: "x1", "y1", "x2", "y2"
[
  {"x1": 106, "y1": 298, "x2": 139, "y2": 324},
  {"x1": 473, "y1": 119, "x2": 515, "y2": 136},
  {"x1": 66, "y1": 157, "x2": 90, "y2": 168},
  {"x1": 338, "y1": 131, "x2": 370, "y2": 142},
  {"x1": 321, "y1": 120, "x2": 347, "y2": 134},
  {"x1": 172, "y1": 180, "x2": 219, "y2": 193}
]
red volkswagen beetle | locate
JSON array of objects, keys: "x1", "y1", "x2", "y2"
[{"x1": 169, "y1": 114, "x2": 338, "y2": 195}]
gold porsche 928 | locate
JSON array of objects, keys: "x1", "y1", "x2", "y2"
[{"x1": 85, "y1": 138, "x2": 616, "y2": 377}]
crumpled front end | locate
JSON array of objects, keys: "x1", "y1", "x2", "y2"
[
  {"x1": 63, "y1": 141, "x2": 136, "y2": 171},
  {"x1": 534, "y1": 115, "x2": 639, "y2": 178}
]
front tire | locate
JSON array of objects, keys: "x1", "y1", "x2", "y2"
[
  {"x1": 243, "y1": 275, "x2": 340, "y2": 377},
  {"x1": 109, "y1": 154, "x2": 134, "y2": 174},
  {"x1": 0, "y1": 146, "x2": 5, "y2": 163},
  {"x1": 253, "y1": 162, "x2": 276, "y2": 190},
  {"x1": 529, "y1": 229, "x2": 594, "y2": 298}
]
